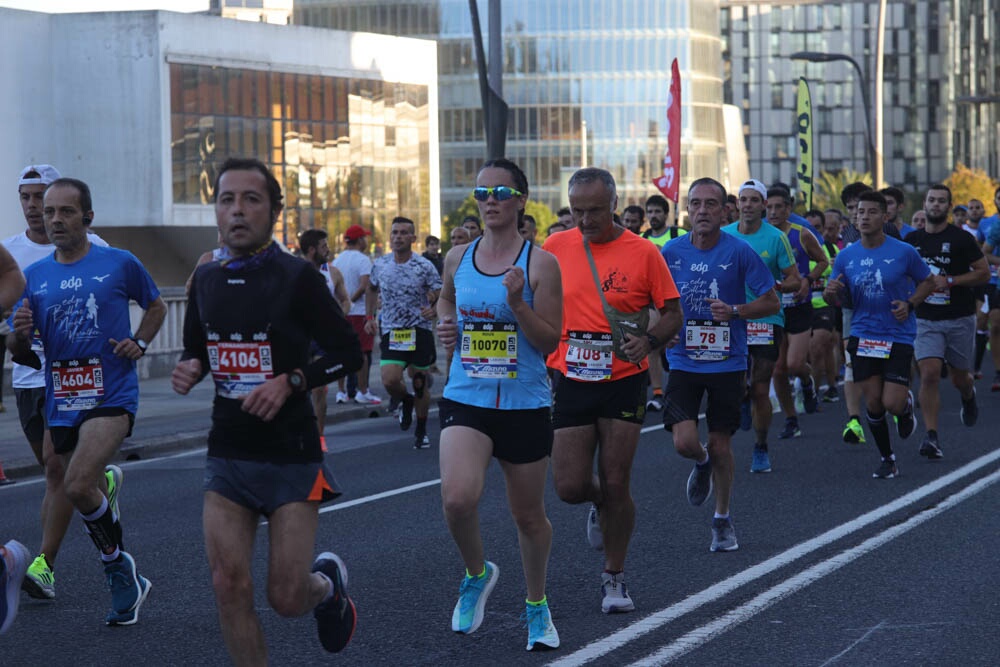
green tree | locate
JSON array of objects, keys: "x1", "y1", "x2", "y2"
[
  {"x1": 943, "y1": 163, "x2": 999, "y2": 212},
  {"x1": 811, "y1": 168, "x2": 872, "y2": 213}
]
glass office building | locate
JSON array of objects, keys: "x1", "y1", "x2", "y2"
[
  {"x1": 951, "y1": 0, "x2": 999, "y2": 179},
  {"x1": 170, "y1": 63, "x2": 432, "y2": 251},
  {"x1": 295, "y1": 0, "x2": 731, "y2": 213}
]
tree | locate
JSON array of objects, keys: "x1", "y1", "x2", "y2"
[
  {"x1": 443, "y1": 195, "x2": 557, "y2": 248},
  {"x1": 943, "y1": 163, "x2": 999, "y2": 211},
  {"x1": 810, "y1": 168, "x2": 872, "y2": 213}
]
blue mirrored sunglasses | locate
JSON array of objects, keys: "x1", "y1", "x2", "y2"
[{"x1": 472, "y1": 186, "x2": 523, "y2": 202}]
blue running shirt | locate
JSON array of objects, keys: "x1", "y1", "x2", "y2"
[
  {"x1": 20, "y1": 245, "x2": 160, "y2": 427},
  {"x1": 661, "y1": 233, "x2": 775, "y2": 373},
  {"x1": 832, "y1": 236, "x2": 930, "y2": 345},
  {"x1": 722, "y1": 221, "x2": 795, "y2": 327}
]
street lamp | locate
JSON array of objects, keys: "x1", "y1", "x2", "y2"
[{"x1": 790, "y1": 50, "x2": 879, "y2": 186}]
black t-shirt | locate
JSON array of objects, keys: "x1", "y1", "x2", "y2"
[
  {"x1": 905, "y1": 225, "x2": 984, "y2": 320},
  {"x1": 182, "y1": 250, "x2": 361, "y2": 463}
]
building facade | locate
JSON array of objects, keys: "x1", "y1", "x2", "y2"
[
  {"x1": 722, "y1": 0, "x2": 999, "y2": 193},
  {"x1": 294, "y1": 0, "x2": 736, "y2": 216},
  {"x1": 0, "y1": 8, "x2": 438, "y2": 285}
]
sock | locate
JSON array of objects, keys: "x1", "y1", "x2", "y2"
[
  {"x1": 754, "y1": 437, "x2": 768, "y2": 452},
  {"x1": 866, "y1": 409, "x2": 893, "y2": 459},
  {"x1": 526, "y1": 596, "x2": 547, "y2": 607},
  {"x1": 653, "y1": 389, "x2": 663, "y2": 397},
  {"x1": 316, "y1": 571, "x2": 334, "y2": 604},
  {"x1": 975, "y1": 332, "x2": 987, "y2": 371},
  {"x1": 849, "y1": 414, "x2": 861, "y2": 423},
  {"x1": 603, "y1": 569, "x2": 623, "y2": 576},
  {"x1": 713, "y1": 512, "x2": 730, "y2": 520},
  {"x1": 415, "y1": 417, "x2": 427, "y2": 436},
  {"x1": 466, "y1": 564, "x2": 487, "y2": 579},
  {"x1": 81, "y1": 497, "x2": 121, "y2": 562},
  {"x1": 927, "y1": 429, "x2": 938, "y2": 440}
]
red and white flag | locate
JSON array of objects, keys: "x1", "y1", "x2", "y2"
[{"x1": 652, "y1": 59, "x2": 681, "y2": 203}]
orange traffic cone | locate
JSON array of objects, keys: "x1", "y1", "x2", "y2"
[{"x1": 0, "y1": 459, "x2": 14, "y2": 485}]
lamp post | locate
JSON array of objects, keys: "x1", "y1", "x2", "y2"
[{"x1": 790, "y1": 51, "x2": 880, "y2": 186}]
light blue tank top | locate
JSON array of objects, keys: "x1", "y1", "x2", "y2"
[{"x1": 444, "y1": 238, "x2": 551, "y2": 409}]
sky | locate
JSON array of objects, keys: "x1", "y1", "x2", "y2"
[{"x1": 0, "y1": 0, "x2": 208, "y2": 12}]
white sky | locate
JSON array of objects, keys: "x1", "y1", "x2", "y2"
[{"x1": 0, "y1": 1, "x2": 208, "y2": 12}]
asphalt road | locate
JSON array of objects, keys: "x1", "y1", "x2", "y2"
[{"x1": 2, "y1": 379, "x2": 999, "y2": 666}]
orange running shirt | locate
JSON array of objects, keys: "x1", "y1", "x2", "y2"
[{"x1": 543, "y1": 227, "x2": 679, "y2": 381}]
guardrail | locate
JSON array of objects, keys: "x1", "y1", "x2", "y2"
[{"x1": 130, "y1": 286, "x2": 187, "y2": 379}]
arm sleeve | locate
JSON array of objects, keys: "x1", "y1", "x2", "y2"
[{"x1": 293, "y1": 266, "x2": 363, "y2": 389}]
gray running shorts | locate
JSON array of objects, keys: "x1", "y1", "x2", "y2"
[
  {"x1": 205, "y1": 456, "x2": 341, "y2": 517},
  {"x1": 914, "y1": 315, "x2": 975, "y2": 370}
]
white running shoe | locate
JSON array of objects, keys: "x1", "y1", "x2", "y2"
[
  {"x1": 600, "y1": 571, "x2": 635, "y2": 614},
  {"x1": 334, "y1": 392, "x2": 348, "y2": 404},
  {"x1": 354, "y1": 391, "x2": 382, "y2": 405}
]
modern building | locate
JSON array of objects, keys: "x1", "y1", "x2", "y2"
[
  {"x1": 293, "y1": 0, "x2": 739, "y2": 215},
  {"x1": 0, "y1": 7, "x2": 438, "y2": 285},
  {"x1": 210, "y1": 0, "x2": 293, "y2": 24},
  {"x1": 721, "y1": 0, "x2": 999, "y2": 193}
]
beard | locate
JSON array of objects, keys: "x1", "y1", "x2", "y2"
[{"x1": 926, "y1": 211, "x2": 948, "y2": 226}]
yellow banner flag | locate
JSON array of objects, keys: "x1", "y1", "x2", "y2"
[{"x1": 796, "y1": 78, "x2": 814, "y2": 211}]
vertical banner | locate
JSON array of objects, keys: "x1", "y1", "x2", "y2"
[
  {"x1": 796, "y1": 77, "x2": 814, "y2": 211},
  {"x1": 653, "y1": 58, "x2": 682, "y2": 203}
]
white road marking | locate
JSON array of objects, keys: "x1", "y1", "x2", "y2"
[
  {"x1": 319, "y1": 479, "x2": 441, "y2": 514},
  {"x1": 629, "y1": 467, "x2": 1000, "y2": 665},
  {"x1": 547, "y1": 447, "x2": 1000, "y2": 667}
]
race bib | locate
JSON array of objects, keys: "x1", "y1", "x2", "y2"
[
  {"x1": 51, "y1": 357, "x2": 104, "y2": 412},
  {"x1": 926, "y1": 289, "x2": 950, "y2": 306},
  {"x1": 780, "y1": 291, "x2": 797, "y2": 307},
  {"x1": 856, "y1": 337, "x2": 892, "y2": 359},
  {"x1": 208, "y1": 340, "x2": 274, "y2": 399},
  {"x1": 747, "y1": 321, "x2": 775, "y2": 345},
  {"x1": 565, "y1": 330, "x2": 613, "y2": 382},
  {"x1": 459, "y1": 322, "x2": 517, "y2": 379},
  {"x1": 389, "y1": 328, "x2": 417, "y2": 352},
  {"x1": 684, "y1": 319, "x2": 730, "y2": 361}
]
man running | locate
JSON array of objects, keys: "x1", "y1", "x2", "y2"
[
  {"x1": 366, "y1": 216, "x2": 442, "y2": 448},
  {"x1": 172, "y1": 157, "x2": 361, "y2": 661},
  {"x1": 825, "y1": 191, "x2": 935, "y2": 478},
  {"x1": 9, "y1": 177, "x2": 166, "y2": 624},
  {"x1": 662, "y1": 177, "x2": 779, "y2": 552}
]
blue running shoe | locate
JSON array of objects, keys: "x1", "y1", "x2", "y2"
[
  {"x1": 452, "y1": 561, "x2": 498, "y2": 634},
  {"x1": 312, "y1": 552, "x2": 356, "y2": 653},
  {"x1": 1, "y1": 540, "x2": 30, "y2": 635},
  {"x1": 104, "y1": 552, "x2": 151, "y2": 626},
  {"x1": 523, "y1": 601, "x2": 560, "y2": 651},
  {"x1": 750, "y1": 448, "x2": 771, "y2": 473},
  {"x1": 739, "y1": 397, "x2": 752, "y2": 431}
]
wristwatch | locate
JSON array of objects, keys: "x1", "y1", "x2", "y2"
[
  {"x1": 730, "y1": 305, "x2": 740, "y2": 318},
  {"x1": 133, "y1": 338, "x2": 148, "y2": 355},
  {"x1": 646, "y1": 333, "x2": 660, "y2": 349},
  {"x1": 286, "y1": 369, "x2": 306, "y2": 392},
  {"x1": 946, "y1": 276, "x2": 955, "y2": 286}
]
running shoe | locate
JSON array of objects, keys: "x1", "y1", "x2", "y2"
[
  {"x1": 801, "y1": 381, "x2": 819, "y2": 414},
  {"x1": 334, "y1": 391, "x2": 348, "y2": 404},
  {"x1": 842, "y1": 417, "x2": 865, "y2": 444},
  {"x1": 21, "y1": 554, "x2": 55, "y2": 600},
  {"x1": 739, "y1": 397, "x2": 752, "y2": 431},
  {"x1": 992, "y1": 372, "x2": 1000, "y2": 392},
  {"x1": 919, "y1": 434, "x2": 943, "y2": 460},
  {"x1": 822, "y1": 386, "x2": 840, "y2": 402},
  {"x1": 522, "y1": 601, "x2": 560, "y2": 651},
  {"x1": 974, "y1": 370, "x2": 983, "y2": 380},
  {"x1": 1, "y1": 540, "x2": 30, "y2": 635},
  {"x1": 872, "y1": 458, "x2": 899, "y2": 479},
  {"x1": 399, "y1": 395, "x2": 414, "y2": 431},
  {"x1": 778, "y1": 418, "x2": 801, "y2": 439},
  {"x1": 354, "y1": 391, "x2": 382, "y2": 405},
  {"x1": 645, "y1": 396, "x2": 663, "y2": 412},
  {"x1": 961, "y1": 388, "x2": 978, "y2": 427},
  {"x1": 452, "y1": 561, "x2": 498, "y2": 634},
  {"x1": 312, "y1": 552, "x2": 356, "y2": 652},
  {"x1": 106, "y1": 464, "x2": 123, "y2": 520},
  {"x1": 710, "y1": 517, "x2": 739, "y2": 552},
  {"x1": 750, "y1": 448, "x2": 771, "y2": 473},
  {"x1": 413, "y1": 433, "x2": 430, "y2": 450},
  {"x1": 600, "y1": 571, "x2": 635, "y2": 614},
  {"x1": 586, "y1": 505, "x2": 604, "y2": 551},
  {"x1": 686, "y1": 459, "x2": 713, "y2": 507},
  {"x1": 896, "y1": 391, "x2": 917, "y2": 439},
  {"x1": 104, "y1": 551, "x2": 151, "y2": 626}
]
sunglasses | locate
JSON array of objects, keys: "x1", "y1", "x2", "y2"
[{"x1": 472, "y1": 186, "x2": 523, "y2": 202}]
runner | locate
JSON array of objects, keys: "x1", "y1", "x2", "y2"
[
  {"x1": 9, "y1": 176, "x2": 166, "y2": 624},
  {"x1": 545, "y1": 168, "x2": 681, "y2": 614},
  {"x1": 436, "y1": 158, "x2": 562, "y2": 650},
  {"x1": 824, "y1": 191, "x2": 935, "y2": 478},
  {"x1": 366, "y1": 216, "x2": 442, "y2": 448},
  {"x1": 172, "y1": 157, "x2": 361, "y2": 661},
  {"x1": 661, "y1": 177, "x2": 779, "y2": 551}
]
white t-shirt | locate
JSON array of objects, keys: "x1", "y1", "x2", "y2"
[
  {"x1": 2, "y1": 231, "x2": 110, "y2": 388},
  {"x1": 331, "y1": 249, "x2": 372, "y2": 316}
]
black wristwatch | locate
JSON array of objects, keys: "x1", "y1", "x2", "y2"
[
  {"x1": 906, "y1": 301, "x2": 916, "y2": 314},
  {"x1": 646, "y1": 333, "x2": 660, "y2": 349},
  {"x1": 286, "y1": 369, "x2": 306, "y2": 392}
]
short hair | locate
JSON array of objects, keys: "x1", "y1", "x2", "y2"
[
  {"x1": 462, "y1": 214, "x2": 482, "y2": 228},
  {"x1": 214, "y1": 157, "x2": 283, "y2": 218},
  {"x1": 424, "y1": 234, "x2": 440, "y2": 245},
  {"x1": 568, "y1": 167, "x2": 617, "y2": 204},
  {"x1": 46, "y1": 177, "x2": 93, "y2": 214},
  {"x1": 857, "y1": 190, "x2": 887, "y2": 212},
  {"x1": 548, "y1": 222, "x2": 567, "y2": 234},
  {"x1": 925, "y1": 183, "x2": 952, "y2": 204},
  {"x1": 805, "y1": 208, "x2": 825, "y2": 221},
  {"x1": 645, "y1": 194, "x2": 670, "y2": 213},
  {"x1": 623, "y1": 204, "x2": 644, "y2": 219},
  {"x1": 479, "y1": 157, "x2": 529, "y2": 197},
  {"x1": 391, "y1": 216, "x2": 415, "y2": 231},
  {"x1": 298, "y1": 228, "x2": 327, "y2": 254},
  {"x1": 556, "y1": 206, "x2": 571, "y2": 218},
  {"x1": 687, "y1": 177, "x2": 727, "y2": 202},
  {"x1": 727, "y1": 194, "x2": 738, "y2": 206},
  {"x1": 841, "y1": 182, "x2": 872, "y2": 206},
  {"x1": 879, "y1": 186, "x2": 905, "y2": 205},
  {"x1": 766, "y1": 186, "x2": 792, "y2": 204},
  {"x1": 522, "y1": 214, "x2": 536, "y2": 229}
]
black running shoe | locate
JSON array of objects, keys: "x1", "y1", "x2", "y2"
[
  {"x1": 919, "y1": 434, "x2": 943, "y2": 460},
  {"x1": 895, "y1": 391, "x2": 917, "y2": 439},
  {"x1": 873, "y1": 459, "x2": 899, "y2": 479},
  {"x1": 961, "y1": 388, "x2": 978, "y2": 427},
  {"x1": 312, "y1": 552, "x2": 356, "y2": 653},
  {"x1": 399, "y1": 395, "x2": 414, "y2": 431}
]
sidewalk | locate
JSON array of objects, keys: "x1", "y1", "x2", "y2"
[{"x1": 0, "y1": 365, "x2": 447, "y2": 482}]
